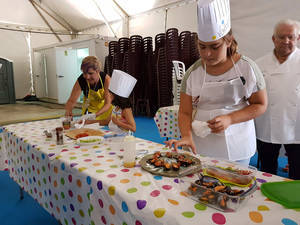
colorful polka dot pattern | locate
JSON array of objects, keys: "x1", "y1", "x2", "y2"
[
  {"x1": 154, "y1": 106, "x2": 181, "y2": 138},
  {"x1": 1, "y1": 119, "x2": 300, "y2": 225},
  {"x1": 0, "y1": 131, "x2": 8, "y2": 170}
]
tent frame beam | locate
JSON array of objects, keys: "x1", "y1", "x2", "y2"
[
  {"x1": 91, "y1": 0, "x2": 118, "y2": 38},
  {"x1": 112, "y1": 0, "x2": 129, "y2": 37},
  {"x1": 28, "y1": 0, "x2": 62, "y2": 42},
  {"x1": 31, "y1": 0, "x2": 78, "y2": 38}
]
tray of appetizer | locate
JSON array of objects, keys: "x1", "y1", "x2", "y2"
[
  {"x1": 180, "y1": 173, "x2": 257, "y2": 212},
  {"x1": 139, "y1": 151, "x2": 201, "y2": 177}
]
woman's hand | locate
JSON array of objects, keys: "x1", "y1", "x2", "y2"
[
  {"x1": 207, "y1": 114, "x2": 232, "y2": 133},
  {"x1": 165, "y1": 136, "x2": 196, "y2": 154},
  {"x1": 65, "y1": 109, "x2": 73, "y2": 118}
]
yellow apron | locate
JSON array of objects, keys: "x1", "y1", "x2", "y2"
[{"x1": 82, "y1": 74, "x2": 112, "y2": 120}]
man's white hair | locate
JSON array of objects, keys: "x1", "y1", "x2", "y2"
[{"x1": 273, "y1": 19, "x2": 299, "y2": 36}]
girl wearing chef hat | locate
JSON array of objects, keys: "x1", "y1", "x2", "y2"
[
  {"x1": 166, "y1": 0, "x2": 267, "y2": 165},
  {"x1": 108, "y1": 70, "x2": 137, "y2": 134}
]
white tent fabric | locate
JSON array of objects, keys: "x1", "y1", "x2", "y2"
[{"x1": 231, "y1": 0, "x2": 300, "y2": 59}]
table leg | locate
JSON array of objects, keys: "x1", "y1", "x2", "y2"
[{"x1": 20, "y1": 186, "x2": 24, "y2": 200}]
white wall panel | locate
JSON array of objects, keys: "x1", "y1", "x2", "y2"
[
  {"x1": 0, "y1": 29, "x2": 69, "y2": 99},
  {"x1": 42, "y1": 48, "x2": 57, "y2": 100}
]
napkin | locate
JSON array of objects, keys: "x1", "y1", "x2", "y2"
[{"x1": 192, "y1": 120, "x2": 211, "y2": 138}]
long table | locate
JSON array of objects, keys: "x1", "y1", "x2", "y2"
[
  {"x1": 1, "y1": 119, "x2": 299, "y2": 225},
  {"x1": 0, "y1": 127, "x2": 8, "y2": 170}
]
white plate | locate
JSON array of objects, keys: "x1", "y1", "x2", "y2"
[{"x1": 76, "y1": 136, "x2": 104, "y2": 145}]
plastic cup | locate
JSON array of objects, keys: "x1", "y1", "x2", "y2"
[
  {"x1": 108, "y1": 136, "x2": 124, "y2": 152},
  {"x1": 61, "y1": 116, "x2": 72, "y2": 130},
  {"x1": 123, "y1": 136, "x2": 136, "y2": 168}
]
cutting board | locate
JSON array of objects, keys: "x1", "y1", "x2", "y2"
[
  {"x1": 65, "y1": 128, "x2": 105, "y2": 139},
  {"x1": 261, "y1": 180, "x2": 300, "y2": 208}
]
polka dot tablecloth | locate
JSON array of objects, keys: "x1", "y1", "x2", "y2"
[
  {"x1": 0, "y1": 127, "x2": 8, "y2": 170},
  {"x1": 1, "y1": 119, "x2": 300, "y2": 225},
  {"x1": 154, "y1": 105, "x2": 181, "y2": 139}
]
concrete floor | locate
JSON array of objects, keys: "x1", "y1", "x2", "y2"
[{"x1": 0, "y1": 101, "x2": 81, "y2": 125}]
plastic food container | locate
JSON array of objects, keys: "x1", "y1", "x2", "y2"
[
  {"x1": 179, "y1": 160, "x2": 257, "y2": 212},
  {"x1": 180, "y1": 176, "x2": 257, "y2": 212},
  {"x1": 202, "y1": 160, "x2": 257, "y2": 187}
]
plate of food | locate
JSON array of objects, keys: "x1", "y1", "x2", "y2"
[
  {"x1": 66, "y1": 128, "x2": 105, "y2": 139},
  {"x1": 139, "y1": 151, "x2": 201, "y2": 177},
  {"x1": 76, "y1": 136, "x2": 105, "y2": 145}
]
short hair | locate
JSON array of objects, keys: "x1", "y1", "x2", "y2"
[
  {"x1": 81, "y1": 56, "x2": 102, "y2": 74},
  {"x1": 273, "y1": 19, "x2": 299, "y2": 36}
]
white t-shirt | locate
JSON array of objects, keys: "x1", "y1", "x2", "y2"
[{"x1": 181, "y1": 55, "x2": 265, "y2": 99}]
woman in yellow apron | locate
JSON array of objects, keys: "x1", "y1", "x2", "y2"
[{"x1": 65, "y1": 56, "x2": 113, "y2": 125}]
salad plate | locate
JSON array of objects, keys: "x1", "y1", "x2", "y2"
[{"x1": 76, "y1": 136, "x2": 104, "y2": 145}]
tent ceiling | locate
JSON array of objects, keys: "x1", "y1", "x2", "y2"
[{"x1": 0, "y1": 0, "x2": 185, "y2": 33}]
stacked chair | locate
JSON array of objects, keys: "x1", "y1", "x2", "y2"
[
  {"x1": 179, "y1": 31, "x2": 192, "y2": 69},
  {"x1": 163, "y1": 28, "x2": 180, "y2": 107},
  {"x1": 119, "y1": 37, "x2": 130, "y2": 71},
  {"x1": 104, "y1": 28, "x2": 200, "y2": 117},
  {"x1": 104, "y1": 41, "x2": 120, "y2": 75},
  {"x1": 135, "y1": 37, "x2": 153, "y2": 116},
  {"x1": 128, "y1": 35, "x2": 143, "y2": 114},
  {"x1": 190, "y1": 32, "x2": 201, "y2": 65},
  {"x1": 151, "y1": 33, "x2": 166, "y2": 115}
]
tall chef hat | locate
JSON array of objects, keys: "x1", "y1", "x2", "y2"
[
  {"x1": 109, "y1": 70, "x2": 137, "y2": 98},
  {"x1": 197, "y1": 0, "x2": 231, "y2": 42}
]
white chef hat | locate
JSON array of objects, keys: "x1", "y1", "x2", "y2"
[
  {"x1": 109, "y1": 70, "x2": 137, "y2": 98},
  {"x1": 197, "y1": 0, "x2": 231, "y2": 42}
]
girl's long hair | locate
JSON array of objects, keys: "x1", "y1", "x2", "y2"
[{"x1": 223, "y1": 29, "x2": 238, "y2": 57}]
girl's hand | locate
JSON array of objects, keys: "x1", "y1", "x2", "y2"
[
  {"x1": 111, "y1": 115, "x2": 118, "y2": 125},
  {"x1": 207, "y1": 114, "x2": 232, "y2": 133},
  {"x1": 165, "y1": 136, "x2": 196, "y2": 154}
]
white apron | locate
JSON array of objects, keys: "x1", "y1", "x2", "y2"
[
  {"x1": 108, "y1": 107, "x2": 129, "y2": 135},
  {"x1": 255, "y1": 49, "x2": 300, "y2": 143},
  {"x1": 193, "y1": 61, "x2": 256, "y2": 161}
]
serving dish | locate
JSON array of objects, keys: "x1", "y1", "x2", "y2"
[
  {"x1": 66, "y1": 128, "x2": 105, "y2": 139},
  {"x1": 202, "y1": 160, "x2": 257, "y2": 187},
  {"x1": 75, "y1": 136, "x2": 104, "y2": 145},
  {"x1": 139, "y1": 151, "x2": 201, "y2": 177},
  {"x1": 180, "y1": 173, "x2": 257, "y2": 212}
]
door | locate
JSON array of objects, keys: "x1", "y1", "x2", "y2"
[
  {"x1": 0, "y1": 59, "x2": 9, "y2": 104},
  {"x1": 33, "y1": 52, "x2": 47, "y2": 98},
  {"x1": 55, "y1": 47, "x2": 78, "y2": 104}
]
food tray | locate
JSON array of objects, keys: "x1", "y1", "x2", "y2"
[
  {"x1": 65, "y1": 128, "x2": 105, "y2": 139},
  {"x1": 261, "y1": 180, "x2": 300, "y2": 209},
  {"x1": 202, "y1": 160, "x2": 257, "y2": 187},
  {"x1": 139, "y1": 151, "x2": 201, "y2": 177},
  {"x1": 180, "y1": 173, "x2": 257, "y2": 212}
]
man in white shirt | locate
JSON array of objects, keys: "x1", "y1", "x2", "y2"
[{"x1": 255, "y1": 19, "x2": 300, "y2": 180}]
